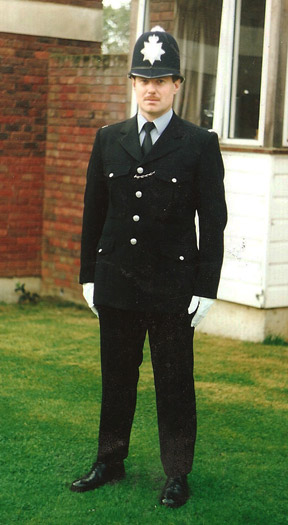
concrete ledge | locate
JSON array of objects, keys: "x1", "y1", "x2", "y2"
[
  {"x1": 1, "y1": 279, "x2": 287, "y2": 342},
  {"x1": 197, "y1": 299, "x2": 288, "y2": 342},
  {"x1": 0, "y1": 277, "x2": 41, "y2": 304},
  {"x1": 0, "y1": 0, "x2": 102, "y2": 42}
]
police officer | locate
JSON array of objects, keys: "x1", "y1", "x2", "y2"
[{"x1": 70, "y1": 27, "x2": 227, "y2": 508}]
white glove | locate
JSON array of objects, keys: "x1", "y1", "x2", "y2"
[
  {"x1": 83, "y1": 283, "x2": 98, "y2": 317},
  {"x1": 188, "y1": 296, "x2": 214, "y2": 327}
]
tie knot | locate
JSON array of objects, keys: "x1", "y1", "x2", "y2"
[{"x1": 143, "y1": 121, "x2": 155, "y2": 133}]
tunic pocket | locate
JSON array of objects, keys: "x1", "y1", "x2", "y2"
[
  {"x1": 104, "y1": 167, "x2": 131, "y2": 217},
  {"x1": 158, "y1": 242, "x2": 199, "y2": 264},
  {"x1": 153, "y1": 169, "x2": 194, "y2": 212},
  {"x1": 96, "y1": 237, "x2": 115, "y2": 256}
]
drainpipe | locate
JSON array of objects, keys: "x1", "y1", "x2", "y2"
[{"x1": 130, "y1": 0, "x2": 148, "y2": 116}]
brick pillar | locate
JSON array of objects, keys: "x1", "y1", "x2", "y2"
[
  {"x1": 41, "y1": 54, "x2": 128, "y2": 302},
  {"x1": 0, "y1": 33, "x2": 101, "y2": 302}
]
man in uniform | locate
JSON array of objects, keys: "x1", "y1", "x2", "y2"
[{"x1": 70, "y1": 27, "x2": 227, "y2": 508}]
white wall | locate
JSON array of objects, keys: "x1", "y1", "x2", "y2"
[
  {"x1": 218, "y1": 151, "x2": 288, "y2": 309},
  {"x1": 267, "y1": 155, "x2": 288, "y2": 307},
  {"x1": 0, "y1": 0, "x2": 102, "y2": 42},
  {"x1": 196, "y1": 151, "x2": 288, "y2": 341}
]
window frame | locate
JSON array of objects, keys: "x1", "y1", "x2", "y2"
[
  {"x1": 130, "y1": 0, "x2": 149, "y2": 117},
  {"x1": 213, "y1": 0, "x2": 272, "y2": 146},
  {"x1": 283, "y1": 47, "x2": 288, "y2": 147}
]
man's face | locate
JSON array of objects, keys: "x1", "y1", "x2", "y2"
[{"x1": 132, "y1": 76, "x2": 181, "y2": 120}]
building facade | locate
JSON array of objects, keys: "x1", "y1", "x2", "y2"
[{"x1": 1, "y1": 0, "x2": 287, "y2": 342}]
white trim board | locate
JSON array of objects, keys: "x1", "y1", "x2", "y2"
[{"x1": 0, "y1": 0, "x2": 102, "y2": 42}]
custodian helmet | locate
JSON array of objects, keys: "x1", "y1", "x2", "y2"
[{"x1": 129, "y1": 26, "x2": 184, "y2": 82}]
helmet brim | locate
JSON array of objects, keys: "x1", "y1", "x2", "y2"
[{"x1": 129, "y1": 68, "x2": 184, "y2": 83}]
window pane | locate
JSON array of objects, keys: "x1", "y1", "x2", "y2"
[
  {"x1": 174, "y1": 0, "x2": 223, "y2": 128},
  {"x1": 229, "y1": 0, "x2": 266, "y2": 139}
]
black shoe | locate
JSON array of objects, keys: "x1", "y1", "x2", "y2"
[
  {"x1": 160, "y1": 475, "x2": 189, "y2": 508},
  {"x1": 70, "y1": 461, "x2": 125, "y2": 493}
]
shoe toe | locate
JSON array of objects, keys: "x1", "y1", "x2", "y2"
[
  {"x1": 70, "y1": 461, "x2": 125, "y2": 493},
  {"x1": 160, "y1": 476, "x2": 189, "y2": 508}
]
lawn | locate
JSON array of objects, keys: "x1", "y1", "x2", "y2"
[{"x1": 0, "y1": 300, "x2": 287, "y2": 524}]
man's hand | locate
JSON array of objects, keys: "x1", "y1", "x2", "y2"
[
  {"x1": 83, "y1": 283, "x2": 99, "y2": 317},
  {"x1": 188, "y1": 296, "x2": 214, "y2": 327}
]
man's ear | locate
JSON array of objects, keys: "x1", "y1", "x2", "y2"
[{"x1": 173, "y1": 78, "x2": 181, "y2": 94}]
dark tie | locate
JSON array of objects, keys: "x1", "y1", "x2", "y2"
[{"x1": 141, "y1": 121, "x2": 155, "y2": 156}]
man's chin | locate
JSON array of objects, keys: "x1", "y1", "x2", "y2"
[{"x1": 142, "y1": 106, "x2": 162, "y2": 118}]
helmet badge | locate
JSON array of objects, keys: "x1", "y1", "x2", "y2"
[{"x1": 140, "y1": 35, "x2": 165, "y2": 65}]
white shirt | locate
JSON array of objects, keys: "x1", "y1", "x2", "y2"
[{"x1": 137, "y1": 109, "x2": 173, "y2": 146}]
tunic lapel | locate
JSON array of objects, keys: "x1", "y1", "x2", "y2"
[{"x1": 118, "y1": 116, "x2": 143, "y2": 161}]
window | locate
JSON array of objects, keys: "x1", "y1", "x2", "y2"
[
  {"x1": 228, "y1": 0, "x2": 266, "y2": 140},
  {"x1": 174, "y1": 0, "x2": 223, "y2": 129},
  {"x1": 174, "y1": 0, "x2": 270, "y2": 145}
]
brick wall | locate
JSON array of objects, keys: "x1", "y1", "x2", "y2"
[
  {"x1": 0, "y1": 0, "x2": 176, "y2": 303},
  {"x1": 149, "y1": 0, "x2": 175, "y2": 32},
  {"x1": 0, "y1": 33, "x2": 100, "y2": 281},
  {"x1": 42, "y1": 54, "x2": 128, "y2": 301}
]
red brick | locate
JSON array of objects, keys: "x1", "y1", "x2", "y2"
[{"x1": 1, "y1": 31, "x2": 128, "y2": 301}]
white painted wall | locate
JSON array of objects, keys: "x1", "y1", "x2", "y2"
[
  {"x1": 0, "y1": 0, "x2": 102, "y2": 42},
  {"x1": 218, "y1": 151, "x2": 288, "y2": 309},
  {"x1": 267, "y1": 156, "x2": 288, "y2": 307}
]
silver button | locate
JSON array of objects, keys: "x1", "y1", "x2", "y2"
[
  {"x1": 179, "y1": 255, "x2": 185, "y2": 261},
  {"x1": 172, "y1": 178, "x2": 177, "y2": 183},
  {"x1": 109, "y1": 172, "x2": 114, "y2": 178},
  {"x1": 98, "y1": 248, "x2": 103, "y2": 253},
  {"x1": 137, "y1": 167, "x2": 144, "y2": 174},
  {"x1": 130, "y1": 238, "x2": 137, "y2": 245},
  {"x1": 133, "y1": 215, "x2": 140, "y2": 222},
  {"x1": 135, "y1": 191, "x2": 142, "y2": 198}
]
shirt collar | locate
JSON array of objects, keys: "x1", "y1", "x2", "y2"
[{"x1": 137, "y1": 109, "x2": 173, "y2": 135}]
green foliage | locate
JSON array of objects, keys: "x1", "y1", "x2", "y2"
[
  {"x1": 103, "y1": 3, "x2": 131, "y2": 54},
  {"x1": 14, "y1": 282, "x2": 40, "y2": 304},
  {"x1": 0, "y1": 301, "x2": 287, "y2": 524},
  {"x1": 263, "y1": 334, "x2": 288, "y2": 346}
]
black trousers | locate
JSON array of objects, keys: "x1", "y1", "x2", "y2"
[{"x1": 96, "y1": 306, "x2": 197, "y2": 477}]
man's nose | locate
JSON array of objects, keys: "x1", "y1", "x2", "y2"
[{"x1": 147, "y1": 82, "x2": 156, "y2": 92}]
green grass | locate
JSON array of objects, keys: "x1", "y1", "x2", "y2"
[{"x1": 1, "y1": 300, "x2": 287, "y2": 524}]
